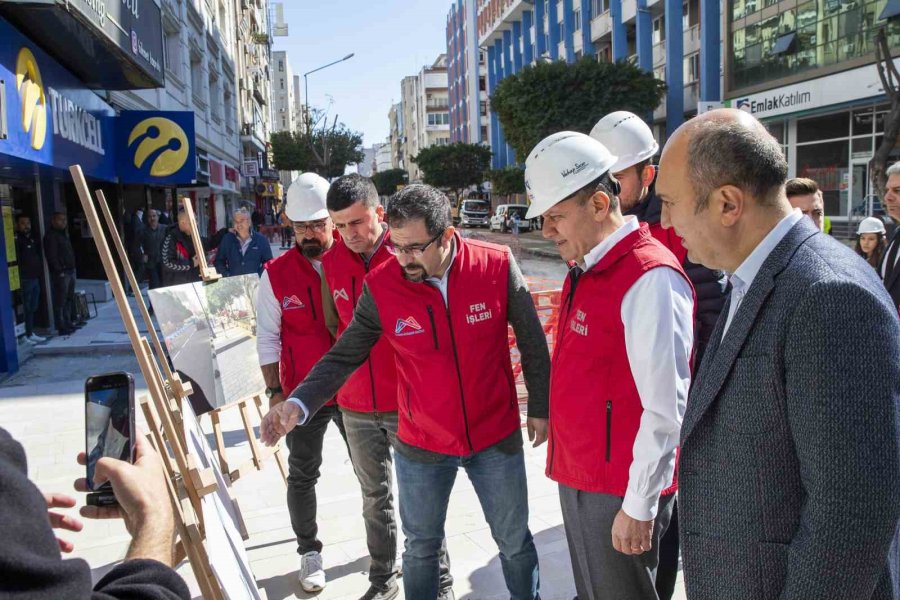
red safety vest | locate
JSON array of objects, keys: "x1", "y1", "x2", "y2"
[
  {"x1": 264, "y1": 246, "x2": 334, "y2": 402},
  {"x1": 322, "y1": 231, "x2": 399, "y2": 413},
  {"x1": 547, "y1": 224, "x2": 693, "y2": 496},
  {"x1": 648, "y1": 221, "x2": 688, "y2": 264},
  {"x1": 365, "y1": 234, "x2": 519, "y2": 455}
]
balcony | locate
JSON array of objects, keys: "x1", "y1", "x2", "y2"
[
  {"x1": 683, "y1": 25, "x2": 700, "y2": 56},
  {"x1": 426, "y1": 98, "x2": 450, "y2": 110},
  {"x1": 684, "y1": 81, "x2": 699, "y2": 113},
  {"x1": 653, "y1": 41, "x2": 666, "y2": 66},
  {"x1": 591, "y1": 11, "x2": 612, "y2": 42},
  {"x1": 622, "y1": 0, "x2": 637, "y2": 22}
]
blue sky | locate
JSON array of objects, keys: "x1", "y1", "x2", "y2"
[{"x1": 273, "y1": 1, "x2": 453, "y2": 148}]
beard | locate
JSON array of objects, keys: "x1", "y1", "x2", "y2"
[
  {"x1": 402, "y1": 263, "x2": 427, "y2": 282},
  {"x1": 299, "y1": 239, "x2": 324, "y2": 259}
]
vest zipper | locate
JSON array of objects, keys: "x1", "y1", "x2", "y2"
[
  {"x1": 605, "y1": 400, "x2": 612, "y2": 462},
  {"x1": 353, "y1": 275, "x2": 378, "y2": 411},
  {"x1": 425, "y1": 305, "x2": 439, "y2": 349},
  {"x1": 307, "y1": 287, "x2": 317, "y2": 320},
  {"x1": 443, "y1": 271, "x2": 474, "y2": 453}
]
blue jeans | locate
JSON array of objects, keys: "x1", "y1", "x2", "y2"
[{"x1": 395, "y1": 444, "x2": 540, "y2": 600}]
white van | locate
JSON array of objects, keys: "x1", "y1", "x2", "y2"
[{"x1": 490, "y1": 204, "x2": 533, "y2": 233}]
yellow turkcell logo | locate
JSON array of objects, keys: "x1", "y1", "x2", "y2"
[
  {"x1": 16, "y1": 47, "x2": 47, "y2": 151},
  {"x1": 128, "y1": 117, "x2": 189, "y2": 177}
]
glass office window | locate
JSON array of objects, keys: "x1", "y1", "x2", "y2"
[
  {"x1": 796, "y1": 140, "x2": 850, "y2": 216},
  {"x1": 797, "y1": 112, "x2": 850, "y2": 143}
]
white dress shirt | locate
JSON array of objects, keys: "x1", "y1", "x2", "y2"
[
  {"x1": 425, "y1": 238, "x2": 458, "y2": 307},
  {"x1": 256, "y1": 256, "x2": 324, "y2": 367},
  {"x1": 582, "y1": 216, "x2": 695, "y2": 521},
  {"x1": 721, "y1": 209, "x2": 803, "y2": 338}
]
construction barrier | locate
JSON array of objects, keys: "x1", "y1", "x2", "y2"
[{"x1": 510, "y1": 286, "x2": 562, "y2": 422}]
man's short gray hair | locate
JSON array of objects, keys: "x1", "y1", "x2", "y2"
[
  {"x1": 687, "y1": 119, "x2": 788, "y2": 212},
  {"x1": 886, "y1": 161, "x2": 900, "y2": 179}
]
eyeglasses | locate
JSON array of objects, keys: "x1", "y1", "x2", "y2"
[
  {"x1": 292, "y1": 219, "x2": 329, "y2": 234},
  {"x1": 393, "y1": 230, "x2": 445, "y2": 257}
]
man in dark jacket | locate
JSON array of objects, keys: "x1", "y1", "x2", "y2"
[
  {"x1": 880, "y1": 161, "x2": 900, "y2": 312},
  {"x1": 591, "y1": 112, "x2": 728, "y2": 600},
  {"x1": 15, "y1": 214, "x2": 45, "y2": 343},
  {"x1": 160, "y1": 209, "x2": 206, "y2": 287},
  {"x1": 0, "y1": 427, "x2": 190, "y2": 598},
  {"x1": 143, "y1": 210, "x2": 167, "y2": 290},
  {"x1": 214, "y1": 208, "x2": 273, "y2": 277},
  {"x1": 43, "y1": 212, "x2": 80, "y2": 335}
]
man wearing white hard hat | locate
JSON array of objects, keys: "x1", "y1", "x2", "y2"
[
  {"x1": 255, "y1": 172, "x2": 347, "y2": 593},
  {"x1": 524, "y1": 131, "x2": 695, "y2": 600},
  {"x1": 591, "y1": 111, "x2": 728, "y2": 599}
]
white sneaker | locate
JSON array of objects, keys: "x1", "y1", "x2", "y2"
[
  {"x1": 21, "y1": 336, "x2": 36, "y2": 345},
  {"x1": 27, "y1": 334, "x2": 46, "y2": 343},
  {"x1": 298, "y1": 550, "x2": 325, "y2": 592}
]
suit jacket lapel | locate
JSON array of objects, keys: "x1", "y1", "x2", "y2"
[
  {"x1": 681, "y1": 218, "x2": 820, "y2": 444},
  {"x1": 883, "y1": 230, "x2": 900, "y2": 290}
]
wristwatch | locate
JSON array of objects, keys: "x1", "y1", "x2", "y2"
[{"x1": 265, "y1": 386, "x2": 283, "y2": 399}]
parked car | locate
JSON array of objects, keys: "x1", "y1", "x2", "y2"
[
  {"x1": 458, "y1": 199, "x2": 491, "y2": 228},
  {"x1": 490, "y1": 204, "x2": 533, "y2": 233}
]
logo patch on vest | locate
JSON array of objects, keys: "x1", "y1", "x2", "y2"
[
  {"x1": 570, "y1": 309, "x2": 589, "y2": 337},
  {"x1": 466, "y1": 302, "x2": 493, "y2": 325},
  {"x1": 395, "y1": 317, "x2": 424, "y2": 336},
  {"x1": 282, "y1": 295, "x2": 305, "y2": 310},
  {"x1": 333, "y1": 288, "x2": 349, "y2": 302}
]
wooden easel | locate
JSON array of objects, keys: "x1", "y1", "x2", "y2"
[
  {"x1": 208, "y1": 393, "x2": 288, "y2": 485},
  {"x1": 69, "y1": 165, "x2": 266, "y2": 599}
]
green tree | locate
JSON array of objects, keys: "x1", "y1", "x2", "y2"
[
  {"x1": 270, "y1": 109, "x2": 365, "y2": 178},
  {"x1": 372, "y1": 168, "x2": 408, "y2": 197},
  {"x1": 413, "y1": 143, "x2": 493, "y2": 200},
  {"x1": 485, "y1": 166, "x2": 526, "y2": 197},
  {"x1": 490, "y1": 58, "x2": 666, "y2": 161}
]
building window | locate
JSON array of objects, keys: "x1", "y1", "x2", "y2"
[
  {"x1": 683, "y1": 53, "x2": 700, "y2": 82},
  {"x1": 190, "y1": 50, "x2": 204, "y2": 105},
  {"x1": 164, "y1": 25, "x2": 182, "y2": 80},
  {"x1": 280, "y1": 78, "x2": 284, "y2": 89},
  {"x1": 279, "y1": 60, "x2": 284, "y2": 72},
  {"x1": 224, "y1": 87, "x2": 234, "y2": 131},
  {"x1": 653, "y1": 16, "x2": 666, "y2": 44},
  {"x1": 559, "y1": 21, "x2": 565, "y2": 41},
  {"x1": 428, "y1": 112, "x2": 450, "y2": 126},
  {"x1": 574, "y1": 8, "x2": 582, "y2": 32},
  {"x1": 209, "y1": 72, "x2": 221, "y2": 120},
  {"x1": 592, "y1": 0, "x2": 608, "y2": 15}
]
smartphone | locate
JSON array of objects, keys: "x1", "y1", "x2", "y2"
[{"x1": 84, "y1": 372, "x2": 135, "y2": 504}]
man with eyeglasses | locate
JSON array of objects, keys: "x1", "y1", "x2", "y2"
[
  {"x1": 255, "y1": 172, "x2": 348, "y2": 594},
  {"x1": 261, "y1": 184, "x2": 551, "y2": 600}
]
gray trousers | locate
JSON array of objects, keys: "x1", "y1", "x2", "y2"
[
  {"x1": 559, "y1": 485, "x2": 675, "y2": 600},
  {"x1": 342, "y1": 409, "x2": 401, "y2": 589}
]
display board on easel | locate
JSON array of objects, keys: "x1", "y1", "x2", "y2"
[{"x1": 69, "y1": 165, "x2": 271, "y2": 599}]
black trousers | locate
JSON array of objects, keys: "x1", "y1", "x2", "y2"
[
  {"x1": 50, "y1": 269, "x2": 76, "y2": 331},
  {"x1": 284, "y1": 404, "x2": 349, "y2": 555},
  {"x1": 655, "y1": 499, "x2": 679, "y2": 600}
]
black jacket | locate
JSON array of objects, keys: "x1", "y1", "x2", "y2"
[
  {"x1": 627, "y1": 193, "x2": 729, "y2": 364},
  {"x1": 881, "y1": 228, "x2": 900, "y2": 309},
  {"x1": 143, "y1": 226, "x2": 167, "y2": 269},
  {"x1": 0, "y1": 427, "x2": 190, "y2": 599},
  {"x1": 15, "y1": 232, "x2": 43, "y2": 280},
  {"x1": 43, "y1": 228, "x2": 76, "y2": 273},
  {"x1": 160, "y1": 226, "x2": 206, "y2": 287}
]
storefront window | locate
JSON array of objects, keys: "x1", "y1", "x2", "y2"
[
  {"x1": 852, "y1": 137, "x2": 873, "y2": 154},
  {"x1": 796, "y1": 139, "x2": 850, "y2": 217},
  {"x1": 852, "y1": 107, "x2": 875, "y2": 136},
  {"x1": 764, "y1": 120, "x2": 785, "y2": 144},
  {"x1": 797, "y1": 112, "x2": 850, "y2": 143}
]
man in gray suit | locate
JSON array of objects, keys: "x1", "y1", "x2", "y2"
[{"x1": 656, "y1": 108, "x2": 900, "y2": 600}]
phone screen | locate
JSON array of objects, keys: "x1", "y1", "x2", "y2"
[{"x1": 85, "y1": 374, "x2": 134, "y2": 491}]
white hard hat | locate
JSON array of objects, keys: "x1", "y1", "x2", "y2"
[
  {"x1": 857, "y1": 216, "x2": 886, "y2": 235},
  {"x1": 285, "y1": 173, "x2": 330, "y2": 221},
  {"x1": 524, "y1": 131, "x2": 619, "y2": 219},
  {"x1": 589, "y1": 111, "x2": 659, "y2": 173}
]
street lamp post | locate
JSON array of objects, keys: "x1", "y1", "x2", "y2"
[{"x1": 303, "y1": 53, "x2": 354, "y2": 132}]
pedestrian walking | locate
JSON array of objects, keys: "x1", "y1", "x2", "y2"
[
  {"x1": 319, "y1": 174, "x2": 452, "y2": 600},
  {"x1": 262, "y1": 184, "x2": 550, "y2": 600},
  {"x1": 856, "y1": 216, "x2": 887, "y2": 271},
  {"x1": 214, "y1": 208, "x2": 273, "y2": 277},
  {"x1": 657, "y1": 108, "x2": 900, "y2": 600},
  {"x1": 143, "y1": 209, "x2": 166, "y2": 290},
  {"x1": 591, "y1": 111, "x2": 729, "y2": 598},
  {"x1": 43, "y1": 212, "x2": 79, "y2": 335},
  {"x1": 15, "y1": 214, "x2": 45, "y2": 344},
  {"x1": 255, "y1": 173, "x2": 349, "y2": 594},
  {"x1": 525, "y1": 131, "x2": 695, "y2": 600}
]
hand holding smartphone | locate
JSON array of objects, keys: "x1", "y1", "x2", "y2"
[{"x1": 84, "y1": 372, "x2": 135, "y2": 506}]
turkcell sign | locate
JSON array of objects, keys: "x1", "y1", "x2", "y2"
[{"x1": 0, "y1": 18, "x2": 116, "y2": 180}]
